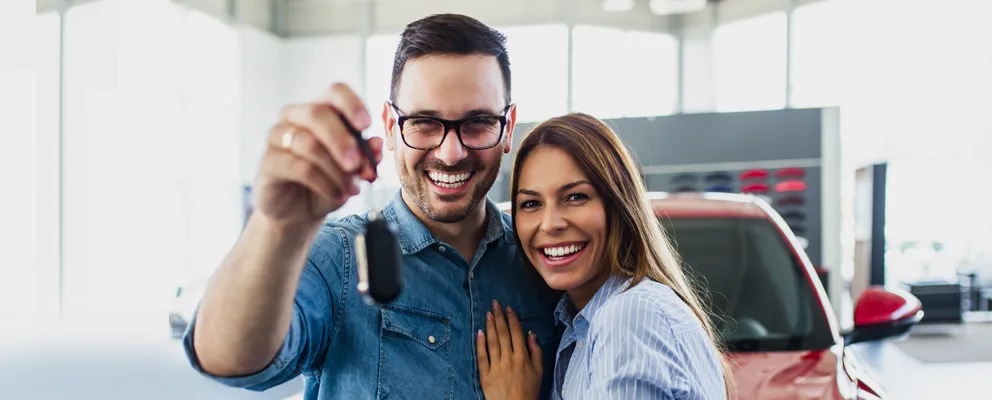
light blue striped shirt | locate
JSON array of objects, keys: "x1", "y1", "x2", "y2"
[{"x1": 553, "y1": 274, "x2": 727, "y2": 400}]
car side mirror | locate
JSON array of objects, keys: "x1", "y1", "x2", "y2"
[{"x1": 845, "y1": 287, "x2": 923, "y2": 345}]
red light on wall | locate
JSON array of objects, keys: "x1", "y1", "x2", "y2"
[
  {"x1": 740, "y1": 169, "x2": 769, "y2": 181},
  {"x1": 776, "y1": 168, "x2": 806, "y2": 178},
  {"x1": 775, "y1": 180, "x2": 807, "y2": 192},
  {"x1": 740, "y1": 183, "x2": 769, "y2": 193}
]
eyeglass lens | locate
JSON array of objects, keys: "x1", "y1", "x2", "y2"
[{"x1": 402, "y1": 117, "x2": 502, "y2": 149}]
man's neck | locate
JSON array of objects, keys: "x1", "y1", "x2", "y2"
[{"x1": 401, "y1": 190, "x2": 489, "y2": 262}]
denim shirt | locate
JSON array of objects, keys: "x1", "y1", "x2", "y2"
[
  {"x1": 183, "y1": 191, "x2": 562, "y2": 399},
  {"x1": 552, "y1": 275, "x2": 726, "y2": 400}
]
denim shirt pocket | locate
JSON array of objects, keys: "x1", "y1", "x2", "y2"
[{"x1": 377, "y1": 306, "x2": 453, "y2": 399}]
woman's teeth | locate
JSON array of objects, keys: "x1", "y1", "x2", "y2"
[
  {"x1": 542, "y1": 243, "x2": 585, "y2": 258},
  {"x1": 428, "y1": 171, "x2": 472, "y2": 188}
]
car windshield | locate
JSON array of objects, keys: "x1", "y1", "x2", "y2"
[{"x1": 659, "y1": 216, "x2": 835, "y2": 352}]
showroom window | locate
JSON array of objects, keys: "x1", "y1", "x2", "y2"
[
  {"x1": 572, "y1": 25, "x2": 678, "y2": 118},
  {"x1": 0, "y1": 11, "x2": 62, "y2": 323},
  {"x1": 499, "y1": 24, "x2": 569, "y2": 123},
  {"x1": 361, "y1": 33, "x2": 403, "y2": 210},
  {"x1": 60, "y1": 1, "x2": 243, "y2": 325},
  {"x1": 712, "y1": 12, "x2": 788, "y2": 112},
  {"x1": 790, "y1": 0, "x2": 846, "y2": 107}
]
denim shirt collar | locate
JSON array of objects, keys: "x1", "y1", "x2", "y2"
[
  {"x1": 380, "y1": 190, "x2": 513, "y2": 255},
  {"x1": 554, "y1": 274, "x2": 631, "y2": 328}
]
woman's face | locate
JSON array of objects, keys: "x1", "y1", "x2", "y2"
[{"x1": 515, "y1": 146, "x2": 608, "y2": 300}]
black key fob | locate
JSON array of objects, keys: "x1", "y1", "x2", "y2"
[{"x1": 356, "y1": 210, "x2": 403, "y2": 304}]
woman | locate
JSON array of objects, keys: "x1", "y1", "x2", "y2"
[{"x1": 475, "y1": 113, "x2": 733, "y2": 399}]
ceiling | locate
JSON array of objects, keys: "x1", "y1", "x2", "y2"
[{"x1": 37, "y1": 0, "x2": 827, "y2": 37}]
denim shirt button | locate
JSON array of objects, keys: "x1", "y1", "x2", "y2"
[
  {"x1": 469, "y1": 272, "x2": 475, "y2": 279},
  {"x1": 428, "y1": 335, "x2": 436, "y2": 344},
  {"x1": 438, "y1": 246, "x2": 446, "y2": 252}
]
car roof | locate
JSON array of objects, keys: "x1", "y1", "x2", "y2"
[
  {"x1": 497, "y1": 191, "x2": 771, "y2": 219},
  {"x1": 648, "y1": 192, "x2": 769, "y2": 219}
]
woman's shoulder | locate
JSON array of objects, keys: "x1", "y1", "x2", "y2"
[{"x1": 595, "y1": 279, "x2": 703, "y2": 336}]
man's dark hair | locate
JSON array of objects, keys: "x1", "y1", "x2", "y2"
[{"x1": 390, "y1": 14, "x2": 511, "y2": 106}]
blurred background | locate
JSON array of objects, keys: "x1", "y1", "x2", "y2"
[{"x1": 2, "y1": 0, "x2": 991, "y2": 399}]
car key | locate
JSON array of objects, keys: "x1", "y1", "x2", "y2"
[{"x1": 333, "y1": 108, "x2": 404, "y2": 305}]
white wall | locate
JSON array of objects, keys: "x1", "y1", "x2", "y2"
[
  {"x1": 239, "y1": 25, "x2": 285, "y2": 186},
  {"x1": 283, "y1": 35, "x2": 381, "y2": 216},
  {"x1": 1, "y1": 1, "x2": 49, "y2": 325},
  {"x1": 283, "y1": 36, "x2": 364, "y2": 103}
]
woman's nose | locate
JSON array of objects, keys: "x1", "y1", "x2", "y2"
[{"x1": 540, "y1": 208, "x2": 568, "y2": 234}]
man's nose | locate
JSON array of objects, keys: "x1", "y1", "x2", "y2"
[{"x1": 434, "y1": 128, "x2": 468, "y2": 166}]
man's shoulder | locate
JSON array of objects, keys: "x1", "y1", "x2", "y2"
[
  {"x1": 307, "y1": 213, "x2": 370, "y2": 260},
  {"x1": 493, "y1": 203, "x2": 515, "y2": 240}
]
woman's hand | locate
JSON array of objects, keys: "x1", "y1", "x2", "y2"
[{"x1": 476, "y1": 300, "x2": 543, "y2": 400}]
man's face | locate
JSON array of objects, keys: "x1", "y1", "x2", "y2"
[{"x1": 383, "y1": 54, "x2": 515, "y2": 223}]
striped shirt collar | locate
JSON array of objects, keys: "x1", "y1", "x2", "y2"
[{"x1": 554, "y1": 274, "x2": 632, "y2": 328}]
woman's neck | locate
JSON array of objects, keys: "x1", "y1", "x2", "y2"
[{"x1": 566, "y1": 270, "x2": 612, "y2": 313}]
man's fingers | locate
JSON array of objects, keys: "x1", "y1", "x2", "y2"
[
  {"x1": 261, "y1": 150, "x2": 340, "y2": 203},
  {"x1": 492, "y1": 301, "x2": 513, "y2": 355},
  {"x1": 476, "y1": 329, "x2": 489, "y2": 382},
  {"x1": 268, "y1": 127, "x2": 357, "y2": 196},
  {"x1": 281, "y1": 103, "x2": 363, "y2": 173},
  {"x1": 505, "y1": 306, "x2": 526, "y2": 361},
  {"x1": 357, "y1": 137, "x2": 384, "y2": 182},
  {"x1": 486, "y1": 311, "x2": 500, "y2": 363},
  {"x1": 529, "y1": 331, "x2": 543, "y2": 376},
  {"x1": 322, "y1": 82, "x2": 372, "y2": 130}
]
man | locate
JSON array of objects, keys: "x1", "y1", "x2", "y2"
[{"x1": 183, "y1": 13, "x2": 561, "y2": 400}]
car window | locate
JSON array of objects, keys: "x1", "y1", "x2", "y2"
[{"x1": 659, "y1": 216, "x2": 834, "y2": 352}]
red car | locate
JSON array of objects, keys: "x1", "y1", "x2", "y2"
[{"x1": 500, "y1": 192, "x2": 922, "y2": 400}]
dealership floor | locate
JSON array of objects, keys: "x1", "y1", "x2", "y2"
[
  {"x1": 851, "y1": 321, "x2": 992, "y2": 399},
  {"x1": 0, "y1": 321, "x2": 989, "y2": 400}
]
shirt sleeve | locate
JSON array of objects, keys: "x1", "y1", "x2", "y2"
[
  {"x1": 585, "y1": 294, "x2": 727, "y2": 400},
  {"x1": 181, "y1": 224, "x2": 346, "y2": 392}
]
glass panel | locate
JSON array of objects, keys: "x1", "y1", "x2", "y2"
[
  {"x1": 500, "y1": 24, "x2": 569, "y2": 123},
  {"x1": 572, "y1": 26, "x2": 677, "y2": 118},
  {"x1": 713, "y1": 12, "x2": 787, "y2": 112}
]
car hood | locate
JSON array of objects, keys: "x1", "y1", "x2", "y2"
[{"x1": 729, "y1": 349, "x2": 844, "y2": 400}]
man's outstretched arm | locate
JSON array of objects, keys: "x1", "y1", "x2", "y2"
[{"x1": 183, "y1": 83, "x2": 381, "y2": 388}]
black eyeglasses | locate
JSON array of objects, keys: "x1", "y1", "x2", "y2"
[{"x1": 390, "y1": 103, "x2": 511, "y2": 150}]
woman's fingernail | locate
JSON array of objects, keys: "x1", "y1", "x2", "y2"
[
  {"x1": 506, "y1": 306, "x2": 514, "y2": 314},
  {"x1": 478, "y1": 329, "x2": 484, "y2": 338},
  {"x1": 492, "y1": 300, "x2": 499, "y2": 311},
  {"x1": 487, "y1": 311, "x2": 493, "y2": 321}
]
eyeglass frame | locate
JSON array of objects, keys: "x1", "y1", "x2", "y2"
[{"x1": 389, "y1": 102, "x2": 513, "y2": 151}]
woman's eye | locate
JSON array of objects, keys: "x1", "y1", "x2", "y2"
[
  {"x1": 518, "y1": 200, "x2": 539, "y2": 209},
  {"x1": 566, "y1": 193, "x2": 589, "y2": 202}
]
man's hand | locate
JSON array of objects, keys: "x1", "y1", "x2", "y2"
[
  {"x1": 476, "y1": 300, "x2": 543, "y2": 400},
  {"x1": 254, "y1": 83, "x2": 384, "y2": 232},
  {"x1": 191, "y1": 82, "x2": 383, "y2": 377}
]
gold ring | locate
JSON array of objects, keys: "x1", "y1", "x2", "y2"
[{"x1": 281, "y1": 130, "x2": 295, "y2": 149}]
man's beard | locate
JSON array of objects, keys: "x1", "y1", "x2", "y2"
[{"x1": 399, "y1": 154, "x2": 500, "y2": 223}]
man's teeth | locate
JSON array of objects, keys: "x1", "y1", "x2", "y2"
[
  {"x1": 542, "y1": 244, "x2": 585, "y2": 258},
  {"x1": 428, "y1": 171, "x2": 472, "y2": 188}
]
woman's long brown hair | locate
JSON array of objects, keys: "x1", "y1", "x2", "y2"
[{"x1": 509, "y1": 113, "x2": 735, "y2": 398}]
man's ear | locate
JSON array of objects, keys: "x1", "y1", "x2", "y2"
[
  {"x1": 382, "y1": 101, "x2": 396, "y2": 151},
  {"x1": 503, "y1": 104, "x2": 517, "y2": 154}
]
